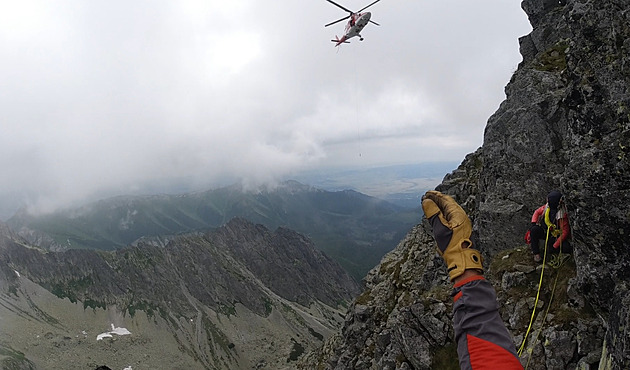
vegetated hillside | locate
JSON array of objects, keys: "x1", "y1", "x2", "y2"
[
  {"x1": 7, "y1": 180, "x2": 420, "y2": 280},
  {"x1": 302, "y1": 0, "x2": 630, "y2": 369},
  {"x1": 0, "y1": 218, "x2": 359, "y2": 369}
]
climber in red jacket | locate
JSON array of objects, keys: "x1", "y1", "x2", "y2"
[
  {"x1": 526, "y1": 190, "x2": 572, "y2": 263},
  {"x1": 422, "y1": 190, "x2": 523, "y2": 370}
]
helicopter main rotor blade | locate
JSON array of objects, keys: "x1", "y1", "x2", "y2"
[
  {"x1": 325, "y1": 15, "x2": 351, "y2": 27},
  {"x1": 326, "y1": 0, "x2": 354, "y2": 14},
  {"x1": 358, "y1": 0, "x2": 381, "y2": 13},
  {"x1": 369, "y1": 20, "x2": 380, "y2": 26}
]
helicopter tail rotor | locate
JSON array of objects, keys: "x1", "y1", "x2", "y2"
[{"x1": 331, "y1": 35, "x2": 350, "y2": 46}]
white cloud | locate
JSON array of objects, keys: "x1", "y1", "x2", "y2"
[{"x1": 0, "y1": 0, "x2": 531, "y2": 216}]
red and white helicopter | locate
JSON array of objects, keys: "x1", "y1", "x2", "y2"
[{"x1": 325, "y1": 0, "x2": 381, "y2": 47}]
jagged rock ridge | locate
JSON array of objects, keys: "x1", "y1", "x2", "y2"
[
  {"x1": 0, "y1": 218, "x2": 359, "y2": 369},
  {"x1": 302, "y1": 0, "x2": 630, "y2": 369}
]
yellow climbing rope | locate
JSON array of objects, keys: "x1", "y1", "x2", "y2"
[
  {"x1": 544, "y1": 207, "x2": 562, "y2": 238},
  {"x1": 517, "y1": 221, "x2": 570, "y2": 368},
  {"x1": 522, "y1": 263, "x2": 562, "y2": 369},
  {"x1": 517, "y1": 226, "x2": 552, "y2": 357}
]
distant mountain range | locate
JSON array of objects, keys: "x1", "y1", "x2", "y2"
[
  {"x1": 292, "y1": 162, "x2": 458, "y2": 208},
  {"x1": 0, "y1": 162, "x2": 456, "y2": 222},
  {"x1": 7, "y1": 180, "x2": 421, "y2": 280},
  {"x1": 0, "y1": 218, "x2": 359, "y2": 369}
]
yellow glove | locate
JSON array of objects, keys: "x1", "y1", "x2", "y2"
[{"x1": 422, "y1": 190, "x2": 483, "y2": 281}]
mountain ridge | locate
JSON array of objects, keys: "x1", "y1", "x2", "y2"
[
  {"x1": 0, "y1": 217, "x2": 359, "y2": 369},
  {"x1": 7, "y1": 180, "x2": 419, "y2": 280}
]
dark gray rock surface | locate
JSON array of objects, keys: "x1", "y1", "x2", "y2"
[{"x1": 302, "y1": 0, "x2": 630, "y2": 368}]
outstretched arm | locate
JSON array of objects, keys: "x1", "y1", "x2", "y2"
[{"x1": 422, "y1": 191, "x2": 523, "y2": 370}]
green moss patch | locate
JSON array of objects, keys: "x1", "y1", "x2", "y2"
[
  {"x1": 430, "y1": 343, "x2": 460, "y2": 370},
  {"x1": 534, "y1": 40, "x2": 569, "y2": 72}
]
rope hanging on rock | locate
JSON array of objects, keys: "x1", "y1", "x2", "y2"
[
  {"x1": 517, "y1": 227, "x2": 570, "y2": 368},
  {"x1": 517, "y1": 226, "x2": 552, "y2": 357}
]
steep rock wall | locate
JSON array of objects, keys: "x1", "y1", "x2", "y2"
[
  {"x1": 303, "y1": 0, "x2": 630, "y2": 368},
  {"x1": 479, "y1": 0, "x2": 629, "y2": 366}
]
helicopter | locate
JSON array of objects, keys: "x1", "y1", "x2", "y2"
[{"x1": 325, "y1": 0, "x2": 381, "y2": 46}]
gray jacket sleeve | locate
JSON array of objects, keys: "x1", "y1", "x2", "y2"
[{"x1": 451, "y1": 275, "x2": 523, "y2": 370}]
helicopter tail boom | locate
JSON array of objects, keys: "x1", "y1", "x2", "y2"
[{"x1": 331, "y1": 35, "x2": 350, "y2": 46}]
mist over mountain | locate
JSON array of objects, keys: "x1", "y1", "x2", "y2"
[
  {"x1": 0, "y1": 162, "x2": 455, "y2": 222},
  {"x1": 7, "y1": 180, "x2": 420, "y2": 281},
  {"x1": 291, "y1": 162, "x2": 459, "y2": 208}
]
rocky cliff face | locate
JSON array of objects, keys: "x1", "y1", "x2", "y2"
[
  {"x1": 303, "y1": 0, "x2": 630, "y2": 369},
  {"x1": 0, "y1": 218, "x2": 359, "y2": 369}
]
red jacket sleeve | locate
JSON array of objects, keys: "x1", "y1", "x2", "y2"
[
  {"x1": 531, "y1": 205, "x2": 545, "y2": 223},
  {"x1": 553, "y1": 215, "x2": 571, "y2": 247}
]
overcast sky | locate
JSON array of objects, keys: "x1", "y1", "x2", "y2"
[{"x1": 0, "y1": 0, "x2": 531, "y2": 216}]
